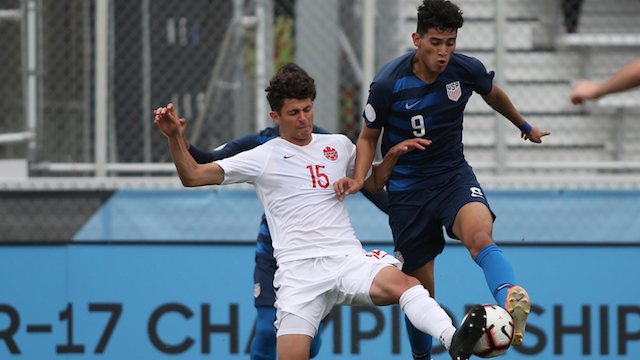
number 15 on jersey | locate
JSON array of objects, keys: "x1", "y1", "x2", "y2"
[{"x1": 306, "y1": 165, "x2": 329, "y2": 188}]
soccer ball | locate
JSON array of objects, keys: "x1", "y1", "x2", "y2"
[{"x1": 465, "y1": 304, "x2": 514, "y2": 358}]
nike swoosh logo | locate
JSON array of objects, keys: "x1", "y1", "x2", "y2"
[
  {"x1": 405, "y1": 99, "x2": 422, "y2": 110},
  {"x1": 284, "y1": 154, "x2": 296, "y2": 159}
]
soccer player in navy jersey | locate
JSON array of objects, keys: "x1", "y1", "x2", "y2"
[
  {"x1": 159, "y1": 63, "x2": 389, "y2": 360},
  {"x1": 335, "y1": 1, "x2": 550, "y2": 359}
]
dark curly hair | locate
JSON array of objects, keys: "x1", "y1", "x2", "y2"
[
  {"x1": 416, "y1": 0, "x2": 464, "y2": 36},
  {"x1": 265, "y1": 63, "x2": 316, "y2": 114}
]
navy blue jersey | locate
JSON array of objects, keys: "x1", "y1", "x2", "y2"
[
  {"x1": 364, "y1": 51, "x2": 494, "y2": 191},
  {"x1": 188, "y1": 125, "x2": 303, "y2": 164},
  {"x1": 188, "y1": 125, "x2": 389, "y2": 258}
]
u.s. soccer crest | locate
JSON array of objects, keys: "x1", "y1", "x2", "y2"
[
  {"x1": 254, "y1": 282, "x2": 261, "y2": 298},
  {"x1": 323, "y1": 146, "x2": 338, "y2": 161},
  {"x1": 446, "y1": 81, "x2": 462, "y2": 101}
]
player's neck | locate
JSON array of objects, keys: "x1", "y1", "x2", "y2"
[
  {"x1": 412, "y1": 57, "x2": 440, "y2": 84},
  {"x1": 413, "y1": 65, "x2": 439, "y2": 84},
  {"x1": 282, "y1": 134, "x2": 313, "y2": 147}
]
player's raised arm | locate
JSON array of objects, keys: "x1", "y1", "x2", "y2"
[
  {"x1": 334, "y1": 127, "x2": 381, "y2": 201},
  {"x1": 154, "y1": 103, "x2": 224, "y2": 187},
  {"x1": 481, "y1": 84, "x2": 551, "y2": 143},
  {"x1": 353, "y1": 126, "x2": 381, "y2": 188}
]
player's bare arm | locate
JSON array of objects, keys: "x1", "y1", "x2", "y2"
[
  {"x1": 481, "y1": 84, "x2": 551, "y2": 143},
  {"x1": 154, "y1": 103, "x2": 224, "y2": 186},
  {"x1": 351, "y1": 126, "x2": 381, "y2": 187},
  {"x1": 334, "y1": 138, "x2": 431, "y2": 200},
  {"x1": 570, "y1": 59, "x2": 640, "y2": 104},
  {"x1": 334, "y1": 127, "x2": 381, "y2": 201}
]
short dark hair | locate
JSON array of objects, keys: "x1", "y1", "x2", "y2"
[
  {"x1": 265, "y1": 63, "x2": 316, "y2": 113},
  {"x1": 416, "y1": 0, "x2": 464, "y2": 36}
]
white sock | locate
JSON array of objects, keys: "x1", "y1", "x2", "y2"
[
  {"x1": 440, "y1": 327, "x2": 456, "y2": 350},
  {"x1": 399, "y1": 285, "x2": 457, "y2": 349}
]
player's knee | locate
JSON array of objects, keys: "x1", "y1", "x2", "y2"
[
  {"x1": 372, "y1": 267, "x2": 423, "y2": 304},
  {"x1": 397, "y1": 273, "x2": 422, "y2": 294},
  {"x1": 465, "y1": 231, "x2": 493, "y2": 253}
]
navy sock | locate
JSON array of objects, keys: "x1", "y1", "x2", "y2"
[
  {"x1": 250, "y1": 307, "x2": 277, "y2": 360},
  {"x1": 405, "y1": 314, "x2": 433, "y2": 360},
  {"x1": 310, "y1": 319, "x2": 324, "y2": 358},
  {"x1": 474, "y1": 244, "x2": 515, "y2": 306}
]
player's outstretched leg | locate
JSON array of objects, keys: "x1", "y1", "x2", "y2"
[
  {"x1": 505, "y1": 285, "x2": 531, "y2": 346},
  {"x1": 448, "y1": 304, "x2": 486, "y2": 360}
]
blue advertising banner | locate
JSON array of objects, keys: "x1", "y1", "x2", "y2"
[
  {"x1": 1, "y1": 242, "x2": 639, "y2": 359},
  {"x1": 72, "y1": 189, "x2": 640, "y2": 242}
]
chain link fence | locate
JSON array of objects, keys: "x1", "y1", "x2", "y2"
[
  {"x1": 440, "y1": 0, "x2": 640, "y2": 176},
  {"x1": 0, "y1": 0, "x2": 26, "y2": 159},
  {"x1": 1, "y1": 0, "x2": 640, "y2": 240}
]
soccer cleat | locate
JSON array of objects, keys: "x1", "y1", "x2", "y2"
[
  {"x1": 449, "y1": 304, "x2": 486, "y2": 360},
  {"x1": 505, "y1": 285, "x2": 531, "y2": 346}
]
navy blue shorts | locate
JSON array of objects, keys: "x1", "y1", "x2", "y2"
[
  {"x1": 253, "y1": 253, "x2": 277, "y2": 307},
  {"x1": 389, "y1": 166, "x2": 495, "y2": 274}
]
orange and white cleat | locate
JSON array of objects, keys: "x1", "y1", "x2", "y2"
[{"x1": 505, "y1": 285, "x2": 531, "y2": 346}]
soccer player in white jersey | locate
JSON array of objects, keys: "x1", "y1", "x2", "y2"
[{"x1": 154, "y1": 65, "x2": 486, "y2": 360}]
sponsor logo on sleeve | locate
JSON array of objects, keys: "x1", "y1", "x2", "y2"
[{"x1": 364, "y1": 103, "x2": 377, "y2": 123}]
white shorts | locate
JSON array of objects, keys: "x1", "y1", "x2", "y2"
[{"x1": 273, "y1": 249, "x2": 401, "y2": 337}]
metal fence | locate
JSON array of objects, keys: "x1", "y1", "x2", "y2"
[
  {"x1": 1, "y1": 0, "x2": 640, "y2": 181},
  {"x1": 1, "y1": 0, "x2": 640, "y2": 239},
  {"x1": 0, "y1": 0, "x2": 383, "y2": 180}
]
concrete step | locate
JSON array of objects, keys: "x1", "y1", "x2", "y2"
[
  {"x1": 401, "y1": 0, "x2": 551, "y2": 21},
  {"x1": 462, "y1": 114, "x2": 615, "y2": 147},
  {"x1": 461, "y1": 112, "x2": 640, "y2": 162},
  {"x1": 579, "y1": 16, "x2": 640, "y2": 34},
  {"x1": 464, "y1": 51, "x2": 583, "y2": 82},
  {"x1": 465, "y1": 147, "x2": 616, "y2": 166},
  {"x1": 465, "y1": 82, "x2": 577, "y2": 114},
  {"x1": 575, "y1": 0, "x2": 640, "y2": 33},
  {"x1": 575, "y1": 50, "x2": 640, "y2": 79}
]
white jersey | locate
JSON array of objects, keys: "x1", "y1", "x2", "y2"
[{"x1": 216, "y1": 133, "x2": 369, "y2": 263}]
